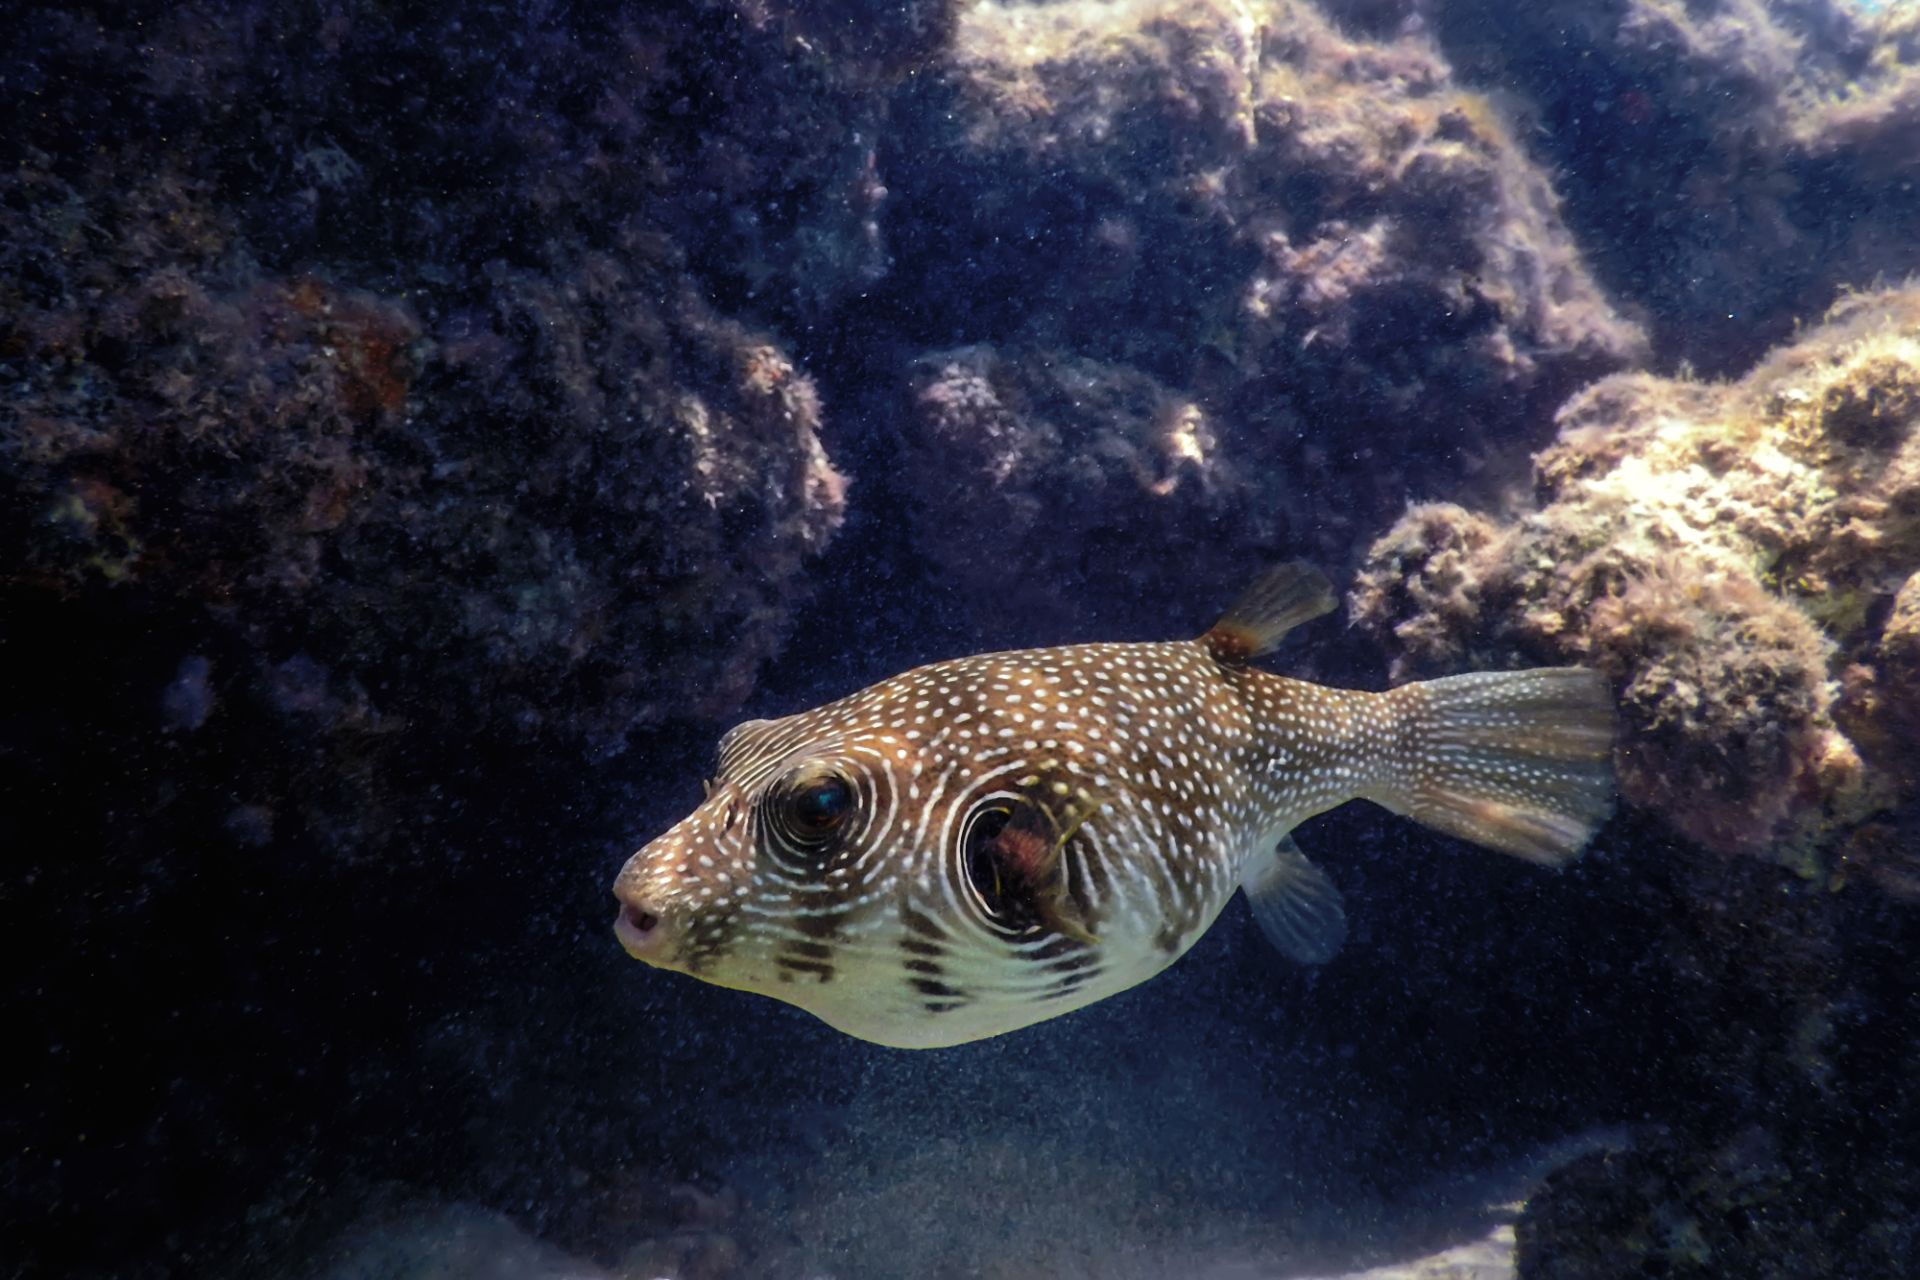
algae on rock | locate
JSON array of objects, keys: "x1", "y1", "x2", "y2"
[
  {"x1": 1354, "y1": 284, "x2": 1920, "y2": 874},
  {"x1": 894, "y1": 0, "x2": 1645, "y2": 631}
]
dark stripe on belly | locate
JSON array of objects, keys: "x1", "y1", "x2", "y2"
[
  {"x1": 912, "y1": 972, "x2": 973, "y2": 1014},
  {"x1": 678, "y1": 907, "x2": 742, "y2": 976},
  {"x1": 775, "y1": 954, "x2": 835, "y2": 982},
  {"x1": 897, "y1": 917, "x2": 961, "y2": 1011},
  {"x1": 1038, "y1": 945, "x2": 1101, "y2": 998},
  {"x1": 900, "y1": 904, "x2": 947, "y2": 942},
  {"x1": 793, "y1": 905, "x2": 848, "y2": 940}
]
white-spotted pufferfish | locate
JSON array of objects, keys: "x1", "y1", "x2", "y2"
[{"x1": 612, "y1": 564, "x2": 1614, "y2": 1048}]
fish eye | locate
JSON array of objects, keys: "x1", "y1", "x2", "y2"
[
  {"x1": 784, "y1": 771, "x2": 853, "y2": 836},
  {"x1": 963, "y1": 807, "x2": 1012, "y2": 919}
]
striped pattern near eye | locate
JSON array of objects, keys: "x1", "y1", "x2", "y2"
[
  {"x1": 744, "y1": 742, "x2": 921, "y2": 984},
  {"x1": 757, "y1": 749, "x2": 907, "y2": 883},
  {"x1": 952, "y1": 796, "x2": 1018, "y2": 931}
]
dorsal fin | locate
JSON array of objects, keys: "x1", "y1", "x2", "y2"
[{"x1": 1201, "y1": 562, "x2": 1336, "y2": 663}]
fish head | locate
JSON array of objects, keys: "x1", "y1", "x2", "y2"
[
  {"x1": 611, "y1": 713, "x2": 885, "y2": 979},
  {"x1": 611, "y1": 661, "x2": 1112, "y2": 1048}
]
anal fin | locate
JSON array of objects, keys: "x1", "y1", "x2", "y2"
[{"x1": 1240, "y1": 833, "x2": 1347, "y2": 965}]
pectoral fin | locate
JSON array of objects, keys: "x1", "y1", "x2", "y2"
[{"x1": 1240, "y1": 833, "x2": 1347, "y2": 965}]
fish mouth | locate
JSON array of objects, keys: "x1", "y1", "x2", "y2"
[{"x1": 613, "y1": 900, "x2": 671, "y2": 964}]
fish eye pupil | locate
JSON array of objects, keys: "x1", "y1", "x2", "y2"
[{"x1": 792, "y1": 775, "x2": 852, "y2": 831}]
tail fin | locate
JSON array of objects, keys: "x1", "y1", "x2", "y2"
[{"x1": 1376, "y1": 669, "x2": 1617, "y2": 866}]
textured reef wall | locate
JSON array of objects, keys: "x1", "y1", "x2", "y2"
[
  {"x1": 4, "y1": 0, "x2": 1920, "y2": 1277},
  {"x1": 1353, "y1": 286, "x2": 1920, "y2": 1278},
  {"x1": 2, "y1": 2, "x2": 878, "y2": 817},
  {"x1": 2, "y1": 2, "x2": 887, "y2": 1271},
  {"x1": 891, "y1": 0, "x2": 1645, "y2": 631},
  {"x1": 1410, "y1": 0, "x2": 1920, "y2": 374},
  {"x1": 1353, "y1": 286, "x2": 1920, "y2": 870}
]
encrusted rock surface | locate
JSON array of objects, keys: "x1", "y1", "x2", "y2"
[
  {"x1": 1417, "y1": 0, "x2": 1920, "y2": 373},
  {"x1": 2, "y1": 4, "x2": 883, "y2": 1273},
  {"x1": 901, "y1": 344, "x2": 1279, "y2": 633},
  {"x1": 1353, "y1": 285, "x2": 1920, "y2": 1280},
  {"x1": 885, "y1": 0, "x2": 1645, "y2": 626},
  {"x1": 1355, "y1": 285, "x2": 1920, "y2": 865}
]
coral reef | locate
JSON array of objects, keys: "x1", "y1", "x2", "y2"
[
  {"x1": 900, "y1": 344, "x2": 1282, "y2": 635},
  {"x1": 1865, "y1": 570, "x2": 1920, "y2": 774},
  {"x1": 1516, "y1": 843, "x2": 1918, "y2": 1279},
  {"x1": 3, "y1": 182, "x2": 848, "y2": 909},
  {"x1": 1354, "y1": 284, "x2": 1920, "y2": 863},
  {"x1": 1353, "y1": 284, "x2": 1920, "y2": 1280},
  {"x1": 1, "y1": 3, "x2": 895, "y2": 1274},
  {"x1": 1417, "y1": 0, "x2": 1920, "y2": 372},
  {"x1": 0, "y1": 4, "x2": 864, "y2": 848},
  {"x1": 1519, "y1": 1088, "x2": 1919, "y2": 1279},
  {"x1": 1498, "y1": 816, "x2": 1920, "y2": 1280},
  {"x1": 883, "y1": 0, "x2": 1645, "y2": 625},
  {"x1": 5, "y1": 235, "x2": 843, "y2": 758}
]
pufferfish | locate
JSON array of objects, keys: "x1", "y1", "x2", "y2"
[{"x1": 612, "y1": 564, "x2": 1615, "y2": 1049}]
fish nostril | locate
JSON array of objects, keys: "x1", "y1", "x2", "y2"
[{"x1": 622, "y1": 903, "x2": 659, "y2": 935}]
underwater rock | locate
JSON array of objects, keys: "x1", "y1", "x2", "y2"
[
  {"x1": 937, "y1": 0, "x2": 1646, "y2": 392},
  {"x1": 1866, "y1": 571, "x2": 1920, "y2": 765},
  {"x1": 1353, "y1": 283, "x2": 1920, "y2": 1280},
  {"x1": 889, "y1": 0, "x2": 1644, "y2": 619},
  {"x1": 1417, "y1": 0, "x2": 1920, "y2": 373},
  {"x1": 901, "y1": 344, "x2": 1278, "y2": 633},
  {"x1": 3, "y1": 206, "x2": 844, "y2": 835},
  {"x1": 1354, "y1": 283, "x2": 1920, "y2": 865},
  {"x1": 1516, "y1": 1123, "x2": 1920, "y2": 1280},
  {"x1": 947, "y1": 0, "x2": 1267, "y2": 176},
  {"x1": 2, "y1": 5, "x2": 874, "y2": 1273},
  {"x1": 0, "y1": 4, "x2": 854, "y2": 846}
]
